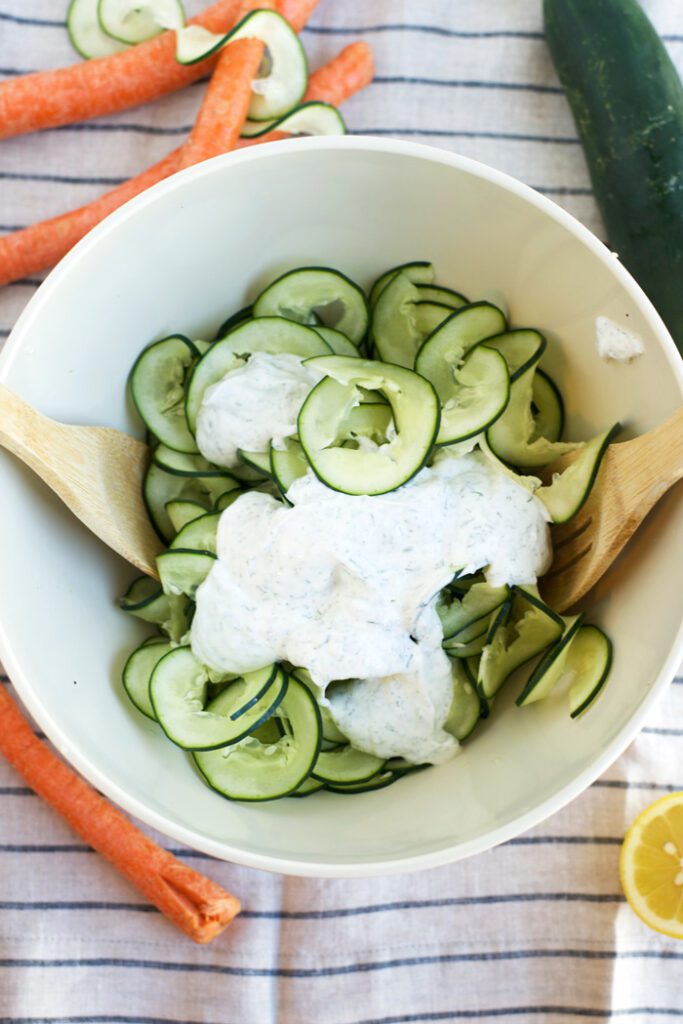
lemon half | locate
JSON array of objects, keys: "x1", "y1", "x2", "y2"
[{"x1": 620, "y1": 792, "x2": 683, "y2": 939}]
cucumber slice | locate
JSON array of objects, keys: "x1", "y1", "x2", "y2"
[
  {"x1": 98, "y1": 0, "x2": 183, "y2": 44},
  {"x1": 416, "y1": 284, "x2": 468, "y2": 309},
  {"x1": 165, "y1": 499, "x2": 208, "y2": 533},
  {"x1": 438, "y1": 583, "x2": 509, "y2": 641},
  {"x1": 532, "y1": 369, "x2": 565, "y2": 443},
  {"x1": 119, "y1": 575, "x2": 191, "y2": 641},
  {"x1": 486, "y1": 363, "x2": 583, "y2": 469},
  {"x1": 143, "y1": 462, "x2": 235, "y2": 542},
  {"x1": 291, "y1": 667, "x2": 347, "y2": 744},
  {"x1": 254, "y1": 268, "x2": 369, "y2": 345},
  {"x1": 129, "y1": 335, "x2": 199, "y2": 455},
  {"x1": 193, "y1": 676, "x2": 321, "y2": 800},
  {"x1": 176, "y1": 11, "x2": 308, "y2": 122},
  {"x1": 122, "y1": 640, "x2": 172, "y2": 720},
  {"x1": 431, "y1": 344, "x2": 510, "y2": 446},
  {"x1": 369, "y1": 262, "x2": 435, "y2": 308},
  {"x1": 314, "y1": 326, "x2": 360, "y2": 356},
  {"x1": 169, "y1": 512, "x2": 220, "y2": 554},
  {"x1": 67, "y1": 0, "x2": 128, "y2": 58},
  {"x1": 270, "y1": 439, "x2": 309, "y2": 496},
  {"x1": 481, "y1": 329, "x2": 546, "y2": 381},
  {"x1": 157, "y1": 549, "x2": 216, "y2": 599},
  {"x1": 325, "y1": 771, "x2": 397, "y2": 794},
  {"x1": 291, "y1": 775, "x2": 325, "y2": 797},
  {"x1": 119, "y1": 574, "x2": 160, "y2": 610},
  {"x1": 371, "y1": 272, "x2": 422, "y2": 367},
  {"x1": 516, "y1": 614, "x2": 585, "y2": 706},
  {"x1": 478, "y1": 586, "x2": 564, "y2": 699},
  {"x1": 215, "y1": 488, "x2": 246, "y2": 512},
  {"x1": 414, "y1": 301, "x2": 456, "y2": 336},
  {"x1": 241, "y1": 101, "x2": 346, "y2": 139},
  {"x1": 342, "y1": 402, "x2": 394, "y2": 442},
  {"x1": 151, "y1": 649, "x2": 283, "y2": 750},
  {"x1": 568, "y1": 624, "x2": 613, "y2": 718},
  {"x1": 444, "y1": 659, "x2": 481, "y2": 740},
  {"x1": 185, "y1": 318, "x2": 329, "y2": 433},
  {"x1": 298, "y1": 356, "x2": 439, "y2": 496},
  {"x1": 312, "y1": 746, "x2": 385, "y2": 785},
  {"x1": 153, "y1": 445, "x2": 239, "y2": 483},
  {"x1": 444, "y1": 627, "x2": 489, "y2": 659},
  {"x1": 536, "y1": 425, "x2": 620, "y2": 523},
  {"x1": 215, "y1": 306, "x2": 252, "y2": 341},
  {"x1": 237, "y1": 449, "x2": 273, "y2": 478},
  {"x1": 415, "y1": 302, "x2": 508, "y2": 384}
]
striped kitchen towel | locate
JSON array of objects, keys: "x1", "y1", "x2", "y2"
[{"x1": 1, "y1": 2, "x2": 683, "y2": 1022}]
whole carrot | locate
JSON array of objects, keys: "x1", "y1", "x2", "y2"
[
  {"x1": 0, "y1": 686, "x2": 240, "y2": 943},
  {"x1": 0, "y1": 0, "x2": 319, "y2": 141},
  {"x1": 0, "y1": 44, "x2": 375, "y2": 287},
  {"x1": 178, "y1": 38, "x2": 266, "y2": 170}
]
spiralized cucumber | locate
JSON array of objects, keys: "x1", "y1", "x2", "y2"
[{"x1": 119, "y1": 259, "x2": 617, "y2": 803}]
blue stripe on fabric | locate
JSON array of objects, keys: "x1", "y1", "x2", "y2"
[
  {"x1": 642, "y1": 726, "x2": 683, "y2": 737},
  {"x1": 354, "y1": 128, "x2": 580, "y2": 145},
  {"x1": 52, "y1": 123, "x2": 190, "y2": 136},
  {"x1": 0, "y1": 834, "x2": 624, "y2": 856},
  {"x1": 593, "y1": 779, "x2": 683, "y2": 792},
  {"x1": 345, "y1": 1009, "x2": 683, "y2": 1023},
  {"x1": 0, "y1": 10, "x2": 65, "y2": 25},
  {"x1": 0, "y1": 1019, "x2": 228, "y2": 1024},
  {"x1": 0, "y1": 171, "x2": 126, "y2": 186},
  {"x1": 0, "y1": 901, "x2": 155, "y2": 912},
  {"x1": 373, "y1": 76, "x2": 563, "y2": 94},
  {"x1": 0, "y1": 787, "x2": 35, "y2": 796},
  {"x1": 0, "y1": 169, "x2": 592, "y2": 198},
  {"x1": 507, "y1": 835, "x2": 621, "y2": 847},
  {"x1": 0, "y1": 11, "x2": 680, "y2": 42},
  {"x1": 303, "y1": 24, "x2": 545, "y2": 40},
  {"x1": 0, "y1": 893, "x2": 623, "y2": 917},
  {"x1": 4, "y1": 1013, "x2": 683, "y2": 1024},
  {"x1": 43, "y1": 124, "x2": 581, "y2": 145},
  {"x1": 2, "y1": 949, "x2": 683, "y2": 976},
  {"x1": 304, "y1": 24, "x2": 683, "y2": 44}
]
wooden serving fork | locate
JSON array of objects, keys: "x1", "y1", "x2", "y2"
[
  {"x1": 541, "y1": 406, "x2": 683, "y2": 612},
  {"x1": 0, "y1": 383, "x2": 163, "y2": 577}
]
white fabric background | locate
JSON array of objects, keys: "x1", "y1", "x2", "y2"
[{"x1": 1, "y1": 2, "x2": 683, "y2": 1022}]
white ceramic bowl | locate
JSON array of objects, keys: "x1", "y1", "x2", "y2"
[{"x1": 1, "y1": 138, "x2": 682, "y2": 878}]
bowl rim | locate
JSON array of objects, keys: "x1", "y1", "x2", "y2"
[{"x1": 1, "y1": 135, "x2": 682, "y2": 878}]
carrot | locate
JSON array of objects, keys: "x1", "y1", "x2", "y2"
[
  {"x1": 303, "y1": 41, "x2": 375, "y2": 106},
  {"x1": 0, "y1": 0, "x2": 320, "y2": 141},
  {"x1": 178, "y1": 37, "x2": 265, "y2": 170},
  {"x1": 0, "y1": 151, "x2": 183, "y2": 287},
  {"x1": 0, "y1": 1, "x2": 241, "y2": 142},
  {"x1": 0, "y1": 42, "x2": 375, "y2": 286},
  {"x1": 0, "y1": 685, "x2": 240, "y2": 943}
]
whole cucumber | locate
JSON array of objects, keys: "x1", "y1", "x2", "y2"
[{"x1": 544, "y1": 0, "x2": 683, "y2": 354}]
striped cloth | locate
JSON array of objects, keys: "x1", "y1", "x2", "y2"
[{"x1": 1, "y1": 2, "x2": 683, "y2": 1022}]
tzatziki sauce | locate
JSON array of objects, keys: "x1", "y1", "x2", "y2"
[
  {"x1": 190, "y1": 445, "x2": 552, "y2": 765},
  {"x1": 196, "y1": 351, "x2": 320, "y2": 468}
]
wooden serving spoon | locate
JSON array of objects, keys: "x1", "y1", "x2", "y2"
[
  {"x1": 0, "y1": 383, "x2": 163, "y2": 578},
  {"x1": 541, "y1": 406, "x2": 683, "y2": 612}
]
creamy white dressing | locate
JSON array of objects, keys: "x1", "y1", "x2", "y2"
[
  {"x1": 595, "y1": 316, "x2": 645, "y2": 362},
  {"x1": 190, "y1": 448, "x2": 552, "y2": 764},
  {"x1": 195, "y1": 351, "x2": 320, "y2": 468}
]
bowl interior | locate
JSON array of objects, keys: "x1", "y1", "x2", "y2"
[{"x1": 1, "y1": 138, "x2": 682, "y2": 876}]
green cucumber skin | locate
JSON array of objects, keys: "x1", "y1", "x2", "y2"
[{"x1": 544, "y1": 0, "x2": 683, "y2": 353}]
